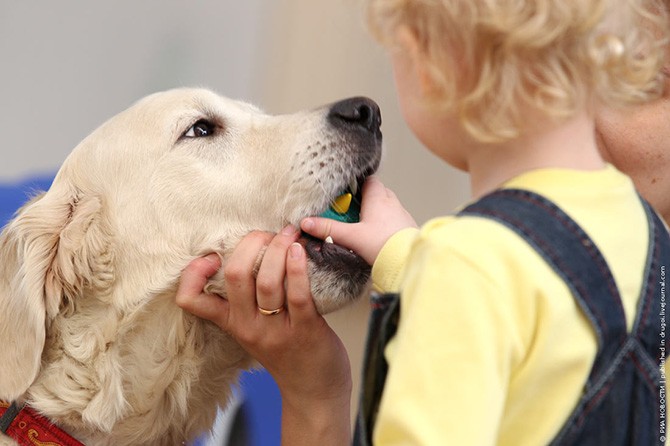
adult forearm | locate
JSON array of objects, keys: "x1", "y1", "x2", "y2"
[{"x1": 281, "y1": 394, "x2": 352, "y2": 446}]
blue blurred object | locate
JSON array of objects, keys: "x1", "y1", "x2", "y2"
[
  {"x1": 238, "y1": 370, "x2": 281, "y2": 446},
  {"x1": 192, "y1": 369, "x2": 281, "y2": 446},
  {"x1": 0, "y1": 174, "x2": 54, "y2": 226}
]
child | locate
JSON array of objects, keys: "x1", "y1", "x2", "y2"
[{"x1": 177, "y1": 0, "x2": 670, "y2": 444}]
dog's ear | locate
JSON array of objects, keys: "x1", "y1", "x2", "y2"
[{"x1": 0, "y1": 187, "x2": 113, "y2": 400}]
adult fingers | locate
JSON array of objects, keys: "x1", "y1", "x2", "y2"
[
  {"x1": 284, "y1": 242, "x2": 319, "y2": 325},
  {"x1": 224, "y1": 231, "x2": 274, "y2": 321},
  {"x1": 176, "y1": 254, "x2": 229, "y2": 328},
  {"x1": 255, "y1": 225, "x2": 300, "y2": 314}
]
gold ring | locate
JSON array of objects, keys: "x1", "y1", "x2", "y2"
[{"x1": 258, "y1": 306, "x2": 285, "y2": 316}]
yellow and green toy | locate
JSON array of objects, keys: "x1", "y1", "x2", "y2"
[{"x1": 320, "y1": 191, "x2": 361, "y2": 223}]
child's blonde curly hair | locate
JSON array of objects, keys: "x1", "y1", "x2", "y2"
[{"x1": 367, "y1": 0, "x2": 669, "y2": 142}]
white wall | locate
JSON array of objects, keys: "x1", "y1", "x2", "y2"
[{"x1": 0, "y1": 0, "x2": 268, "y2": 179}]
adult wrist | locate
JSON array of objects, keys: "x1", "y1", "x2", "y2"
[{"x1": 281, "y1": 392, "x2": 352, "y2": 446}]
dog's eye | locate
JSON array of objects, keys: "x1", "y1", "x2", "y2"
[{"x1": 183, "y1": 119, "x2": 215, "y2": 138}]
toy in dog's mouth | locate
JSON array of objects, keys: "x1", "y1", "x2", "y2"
[{"x1": 318, "y1": 173, "x2": 366, "y2": 224}]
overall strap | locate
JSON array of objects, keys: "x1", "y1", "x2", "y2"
[
  {"x1": 633, "y1": 200, "x2": 669, "y2": 357},
  {"x1": 459, "y1": 189, "x2": 628, "y2": 379},
  {"x1": 354, "y1": 292, "x2": 401, "y2": 446}
]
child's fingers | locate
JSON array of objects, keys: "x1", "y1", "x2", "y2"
[
  {"x1": 300, "y1": 216, "x2": 349, "y2": 243},
  {"x1": 360, "y1": 174, "x2": 387, "y2": 198}
]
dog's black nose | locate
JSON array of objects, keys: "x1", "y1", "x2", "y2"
[{"x1": 328, "y1": 97, "x2": 381, "y2": 136}]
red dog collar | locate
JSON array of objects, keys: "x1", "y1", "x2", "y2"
[{"x1": 0, "y1": 401, "x2": 84, "y2": 446}]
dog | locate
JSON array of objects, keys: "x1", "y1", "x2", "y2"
[{"x1": 0, "y1": 88, "x2": 382, "y2": 445}]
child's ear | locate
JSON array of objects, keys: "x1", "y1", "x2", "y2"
[{"x1": 393, "y1": 25, "x2": 438, "y2": 98}]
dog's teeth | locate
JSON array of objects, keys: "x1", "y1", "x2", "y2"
[
  {"x1": 325, "y1": 236, "x2": 334, "y2": 244},
  {"x1": 349, "y1": 179, "x2": 358, "y2": 195}
]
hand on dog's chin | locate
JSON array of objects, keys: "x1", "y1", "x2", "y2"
[{"x1": 201, "y1": 240, "x2": 370, "y2": 315}]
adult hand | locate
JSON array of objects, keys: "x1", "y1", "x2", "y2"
[
  {"x1": 176, "y1": 227, "x2": 352, "y2": 445},
  {"x1": 301, "y1": 175, "x2": 417, "y2": 265}
]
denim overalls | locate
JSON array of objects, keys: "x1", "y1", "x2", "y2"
[{"x1": 354, "y1": 189, "x2": 669, "y2": 445}]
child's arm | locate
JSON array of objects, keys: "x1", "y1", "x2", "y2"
[{"x1": 373, "y1": 227, "x2": 524, "y2": 444}]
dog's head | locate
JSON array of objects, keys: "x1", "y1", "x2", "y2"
[{"x1": 0, "y1": 88, "x2": 381, "y2": 401}]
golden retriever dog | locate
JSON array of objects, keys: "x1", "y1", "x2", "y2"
[{"x1": 0, "y1": 88, "x2": 381, "y2": 445}]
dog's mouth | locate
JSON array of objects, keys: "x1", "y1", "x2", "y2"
[
  {"x1": 297, "y1": 167, "x2": 376, "y2": 280},
  {"x1": 297, "y1": 232, "x2": 370, "y2": 278}
]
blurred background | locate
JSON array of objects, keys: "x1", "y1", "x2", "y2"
[{"x1": 0, "y1": 1, "x2": 469, "y2": 444}]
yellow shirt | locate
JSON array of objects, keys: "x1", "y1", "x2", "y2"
[{"x1": 371, "y1": 165, "x2": 651, "y2": 445}]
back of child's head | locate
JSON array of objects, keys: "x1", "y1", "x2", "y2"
[{"x1": 367, "y1": 0, "x2": 669, "y2": 142}]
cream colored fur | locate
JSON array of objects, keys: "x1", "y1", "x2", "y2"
[{"x1": 0, "y1": 88, "x2": 379, "y2": 445}]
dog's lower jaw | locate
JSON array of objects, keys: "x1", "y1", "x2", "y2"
[
  {"x1": 24, "y1": 297, "x2": 253, "y2": 446},
  {"x1": 309, "y1": 271, "x2": 372, "y2": 315},
  {"x1": 302, "y1": 236, "x2": 373, "y2": 314}
]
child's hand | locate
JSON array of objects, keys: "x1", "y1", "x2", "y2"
[{"x1": 301, "y1": 175, "x2": 417, "y2": 265}]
